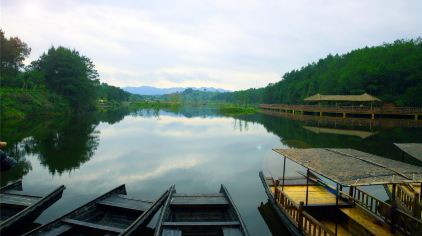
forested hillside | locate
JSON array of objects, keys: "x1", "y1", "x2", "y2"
[
  {"x1": 214, "y1": 39, "x2": 422, "y2": 106},
  {"x1": 0, "y1": 30, "x2": 131, "y2": 119}
]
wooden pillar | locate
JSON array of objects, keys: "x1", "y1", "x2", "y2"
[
  {"x1": 415, "y1": 114, "x2": 419, "y2": 120},
  {"x1": 298, "y1": 201, "x2": 304, "y2": 232},
  {"x1": 420, "y1": 183, "x2": 422, "y2": 202},
  {"x1": 413, "y1": 193, "x2": 420, "y2": 217},
  {"x1": 274, "y1": 179, "x2": 280, "y2": 202},
  {"x1": 305, "y1": 169, "x2": 310, "y2": 206},
  {"x1": 392, "y1": 184, "x2": 397, "y2": 201},
  {"x1": 335, "y1": 183, "x2": 339, "y2": 236},
  {"x1": 319, "y1": 111, "x2": 323, "y2": 117},
  {"x1": 349, "y1": 186, "x2": 354, "y2": 203},
  {"x1": 282, "y1": 156, "x2": 286, "y2": 190},
  {"x1": 342, "y1": 112, "x2": 346, "y2": 118},
  {"x1": 371, "y1": 113, "x2": 375, "y2": 119}
]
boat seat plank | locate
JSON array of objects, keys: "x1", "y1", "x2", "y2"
[
  {"x1": 171, "y1": 195, "x2": 228, "y2": 205},
  {"x1": 222, "y1": 227, "x2": 243, "y2": 236},
  {"x1": 41, "y1": 224, "x2": 73, "y2": 236},
  {"x1": 0, "y1": 193, "x2": 40, "y2": 207},
  {"x1": 97, "y1": 194, "x2": 152, "y2": 212},
  {"x1": 61, "y1": 218, "x2": 124, "y2": 233},
  {"x1": 275, "y1": 186, "x2": 350, "y2": 206},
  {"x1": 2, "y1": 190, "x2": 43, "y2": 198},
  {"x1": 340, "y1": 207, "x2": 394, "y2": 236},
  {"x1": 163, "y1": 228, "x2": 182, "y2": 236},
  {"x1": 173, "y1": 193, "x2": 225, "y2": 197},
  {"x1": 162, "y1": 221, "x2": 240, "y2": 227}
]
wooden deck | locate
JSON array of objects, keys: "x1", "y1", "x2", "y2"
[
  {"x1": 270, "y1": 186, "x2": 349, "y2": 206},
  {"x1": 339, "y1": 207, "x2": 394, "y2": 236}
]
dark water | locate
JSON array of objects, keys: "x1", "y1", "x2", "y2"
[{"x1": 1, "y1": 107, "x2": 422, "y2": 235}]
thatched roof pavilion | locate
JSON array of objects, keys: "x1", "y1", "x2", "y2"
[
  {"x1": 304, "y1": 93, "x2": 381, "y2": 102},
  {"x1": 395, "y1": 143, "x2": 422, "y2": 161},
  {"x1": 273, "y1": 148, "x2": 422, "y2": 186}
]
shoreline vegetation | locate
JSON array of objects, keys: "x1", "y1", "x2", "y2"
[{"x1": 1, "y1": 29, "x2": 421, "y2": 122}]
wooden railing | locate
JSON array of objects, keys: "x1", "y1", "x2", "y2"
[
  {"x1": 260, "y1": 104, "x2": 422, "y2": 115},
  {"x1": 352, "y1": 188, "x2": 390, "y2": 221},
  {"x1": 274, "y1": 187, "x2": 335, "y2": 236},
  {"x1": 349, "y1": 188, "x2": 422, "y2": 235},
  {"x1": 396, "y1": 185, "x2": 421, "y2": 217}
]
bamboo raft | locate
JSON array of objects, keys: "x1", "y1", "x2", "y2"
[
  {"x1": 0, "y1": 180, "x2": 65, "y2": 235},
  {"x1": 155, "y1": 185, "x2": 249, "y2": 236},
  {"x1": 25, "y1": 184, "x2": 171, "y2": 235},
  {"x1": 261, "y1": 148, "x2": 422, "y2": 236}
]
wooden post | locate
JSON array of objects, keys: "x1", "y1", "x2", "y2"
[
  {"x1": 390, "y1": 201, "x2": 397, "y2": 233},
  {"x1": 319, "y1": 111, "x2": 323, "y2": 117},
  {"x1": 274, "y1": 179, "x2": 280, "y2": 202},
  {"x1": 392, "y1": 184, "x2": 396, "y2": 201},
  {"x1": 413, "y1": 193, "x2": 420, "y2": 217},
  {"x1": 298, "y1": 201, "x2": 304, "y2": 232},
  {"x1": 349, "y1": 186, "x2": 354, "y2": 202},
  {"x1": 305, "y1": 169, "x2": 310, "y2": 206},
  {"x1": 420, "y1": 183, "x2": 422, "y2": 202},
  {"x1": 282, "y1": 156, "x2": 286, "y2": 190},
  {"x1": 342, "y1": 112, "x2": 346, "y2": 118},
  {"x1": 371, "y1": 113, "x2": 375, "y2": 119},
  {"x1": 415, "y1": 114, "x2": 419, "y2": 121},
  {"x1": 335, "y1": 183, "x2": 339, "y2": 236}
]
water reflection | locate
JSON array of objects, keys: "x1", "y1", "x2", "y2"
[{"x1": 0, "y1": 106, "x2": 422, "y2": 235}]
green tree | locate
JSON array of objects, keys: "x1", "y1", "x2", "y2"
[
  {"x1": 32, "y1": 46, "x2": 98, "y2": 111},
  {"x1": 0, "y1": 29, "x2": 31, "y2": 85}
]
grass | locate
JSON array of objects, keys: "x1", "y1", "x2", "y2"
[
  {"x1": 0, "y1": 88, "x2": 70, "y2": 120},
  {"x1": 129, "y1": 101, "x2": 182, "y2": 110},
  {"x1": 217, "y1": 104, "x2": 258, "y2": 115}
]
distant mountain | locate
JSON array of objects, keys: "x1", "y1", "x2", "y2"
[{"x1": 123, "y1": 86, "x2": 229, "y2": 95}]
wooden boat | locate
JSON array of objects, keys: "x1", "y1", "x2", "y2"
[
  {"x1": 261, "y1": 148, "x2": 422, "y2": 236},
  {"x1": 25, "y1": 184, "x2": 171, "y2": 235},
  {"x1": 155, "y1": 185, "x2": 249, "y2": 236},
  {"x1": 0, "y1": 180, "x2": 65, "y2": 235},
  {"x1": 258, "y1": 201, "x2": 290, "y2": 236}
]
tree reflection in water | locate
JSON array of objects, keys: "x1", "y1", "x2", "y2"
[{"x1": 0, "y1": 109, "x2": 129, "y2": 184}]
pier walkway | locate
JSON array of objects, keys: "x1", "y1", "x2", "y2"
[{"x1": 260, "y1": 104, "x2": 422, "y2": 120}]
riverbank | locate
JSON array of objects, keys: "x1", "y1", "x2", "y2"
[
  {"x1": 0, "y1": 88, "x2": 70, "y2": 120},
  {"x1": 217, "y1": 104, "x2": 258, "y2": 115}
]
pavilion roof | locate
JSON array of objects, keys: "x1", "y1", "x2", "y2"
[{"x1": 304, "y1": 93, "x2": 381, "y2": 102}]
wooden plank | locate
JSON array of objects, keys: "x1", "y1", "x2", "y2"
[
  {"x1": 223, "y1": 227, "x2": 243, "y2": 236},
  {"x1": 162, "y1": 221, "x2": 240, "y2": 227},
  {"x1": 0, "y1": 193, "x2": 40, "y2": 207},
  {"x1": 3, "y1": 190, "x2": 43, "y2": 198},
  {"x1": 171, "y1": 195, "x2": 228, "y2": 206},
  {"x1": 98, "y1": 194, "x2": 152, "y2": 212},
  {"x1": 173, "y1": 193, "x2": 225, "y2": 197},
  {"x1": 162, "y1": 228, "x2": 182, "y2": 236},
  {"x1": 279, "y1": 186, "x2": 350, "y2": 206},
  {"x1": 61, "y1": 218, "x2": 124, "y2": 233},
  {"x1": 41, "y1": 224, "x2": 73, "y2": 236},
  {"x1": 340, "y1": 208, "x2": 394, "y2": 236}
]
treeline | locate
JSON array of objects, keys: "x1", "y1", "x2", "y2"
[
  {"x1": 214, "y1": 39, "x2": 422, "y2": 106},
  {"x1": 0, "y1": 30, "x2": 130, "y2": 118}
]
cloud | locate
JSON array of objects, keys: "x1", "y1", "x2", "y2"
[{"x1": 2, "y1": 0, "x2": 421, "y2": 90}]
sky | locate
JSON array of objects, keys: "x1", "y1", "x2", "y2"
[{"x1": 2, "y1": 0, "x2": 422, "y2": 90}]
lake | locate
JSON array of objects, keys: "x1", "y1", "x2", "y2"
[{"x1": 1, "y1": 107, "x2": 422, "y2": 235}]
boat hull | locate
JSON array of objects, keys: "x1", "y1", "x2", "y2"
[{"x1": 259, "y1": 171, "x2": 303, "y2": 236}]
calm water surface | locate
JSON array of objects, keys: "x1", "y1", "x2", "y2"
[{"x1": 1, "y1": 107, "x2": 422, "y2": 235}]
